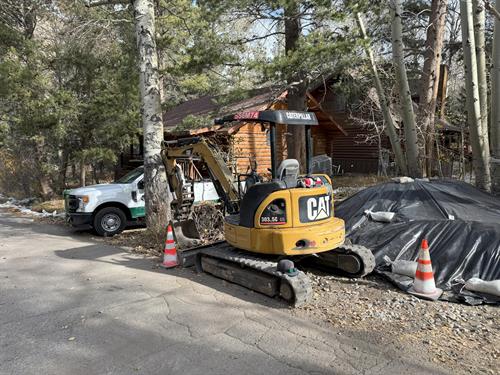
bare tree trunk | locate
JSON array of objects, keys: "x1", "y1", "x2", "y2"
[
  {"x1": 80, "y1": 157, "x2": 86, "y2": 187},
  {"x1": 154, "y1": 1, "x2": 166, "y2": 105},
  {"x1": 39, "y1": 175, "x2": 53, "y2": 199},
  {"x1": 460, "y1": 0, "x2": 491, "y2": 191},
  {"x1": 92, "y1": 164, "x2": 100, "y2": 184},
  {"x1": 391, "y1": 0, "x2": 421, "y2": 178},
  {"x1": 490, "y1": 0, "x2": 500, "y2": 192},
  {"x1": 58, "y1": 148, "x2": 69, "y2": 191},
  {"x1": 133, "y1": 0, "x2": 170, "y2": 232},
  {"x1": 460, "y1": 130, "x2": 466, "y2": 180},
  {"x1": 355, "y1": 12, "x2": 408, "y2": 175},
  {"x1": 418, "y1": 0, "x2": 448, "y2": 176},
  {"x1": 34, "y1": 136, "x2": 54, "y2": 199},
  {"x1": 284, "y1": 0, "x2": 306, "y2": 170},
  {"x1": 473, "y1": 1, "x2": 488, "y2": 136}
]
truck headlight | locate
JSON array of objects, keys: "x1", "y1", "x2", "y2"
[{"x1": 77, "y1": 195, "x2": 90, "y2": 211}]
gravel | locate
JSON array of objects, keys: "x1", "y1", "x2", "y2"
[{"x1": 295, "y1": 272, "x2": 499, "y2": 375}]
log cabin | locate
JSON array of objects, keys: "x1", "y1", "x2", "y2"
[
  {"x1": 156, "y1": 79, "x2": 388, "y2": 176},
  {"x1": 120, "y1": 67, "x2": 464, "y2": 179}
]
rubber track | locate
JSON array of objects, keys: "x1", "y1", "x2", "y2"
[
  {"x1": 320, "y1": 243, "x2": 376, "y2": 278},
  {"x1": 198, "y1": 244, "x2": 312, "y2": 307}
]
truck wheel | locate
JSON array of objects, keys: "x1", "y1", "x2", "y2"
[{"x1": 93, "y1": 207, "x2": 126, "y2": 236}]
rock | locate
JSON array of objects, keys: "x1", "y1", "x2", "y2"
[{"x1": 447, "y1": 313, "x2": 457, "y2": 321}]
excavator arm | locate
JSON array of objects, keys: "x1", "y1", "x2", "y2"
[{"x1": 160, "y1": 137, "x2": 240, "y2": 222}]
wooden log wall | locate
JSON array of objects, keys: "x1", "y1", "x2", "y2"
[
  {"x1": 231, "y1": 123, "x2": 333, "y2": 175},
  {"x1": 232, "y1": 123, "x2": 272, "y2": 174}
]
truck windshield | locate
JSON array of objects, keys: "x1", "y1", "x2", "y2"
[{"x1": 115, "y1": 167, "x2": 143, "y2": 184}]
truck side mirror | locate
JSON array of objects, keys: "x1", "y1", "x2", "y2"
[{"x1": 137, "y1": 180, "x2": 144, "y2": 190}]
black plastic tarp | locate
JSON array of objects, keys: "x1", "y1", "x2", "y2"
[{"x1": 335, "y1": 179, "x2": 500, "y2": 304}]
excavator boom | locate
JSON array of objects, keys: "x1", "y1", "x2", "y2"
[
  {"x1": 160, "y1": 137, "x2": 241, "y2": 255},
  {"x1": 161, "y1": 137, "x2": 240, "y2": 220}
]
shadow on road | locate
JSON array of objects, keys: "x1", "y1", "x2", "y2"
[
  {"x1": 54, "y1": 243, "x2": 287, "y2": 310},
  {"x1": 0, "y1": 209, "x2": 451, "y2": 375},
  {"x1": 0, "y1": 209, "x2": 285, "y2": 308},
  {"x1": 0, "y1": 208, "x2": 399, "y2": 307}
]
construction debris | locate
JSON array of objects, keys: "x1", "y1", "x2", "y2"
[{"x1": 191, "y1": 203, "x2": 224, "y2": 243}]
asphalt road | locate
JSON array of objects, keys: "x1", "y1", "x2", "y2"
[{"x1": 0, "y1": 209, "x2": 449, "y2": 375}]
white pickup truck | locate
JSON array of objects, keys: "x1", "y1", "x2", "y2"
[{"x1": 64, "y1": 167, "x2": 219, "y2": 236}]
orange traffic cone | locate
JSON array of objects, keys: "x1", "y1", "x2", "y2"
[
  {"x1": 408, "y1": 239, "x2": 443, "y2": 301},
  {"x1": 160, "y1": 224, "x2": 178, "y2": 268}
]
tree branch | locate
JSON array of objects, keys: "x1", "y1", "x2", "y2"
[
  {"x1": 484, "y1": 0, "x2": 500, "y2": 21},
  {"x1": 86, "y1": 0, "x2": 127, "y2": 8},
  {"x1": 231, "y1": 31, "x2": 284, "y2": 45}
]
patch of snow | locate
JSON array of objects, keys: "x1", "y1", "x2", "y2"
[{"x1": 0, "y1": 195, "x2": 64, "y2": 218}]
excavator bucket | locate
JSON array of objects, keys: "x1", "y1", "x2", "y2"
[
  {"x1": 171, "y1": 218, "x2": 204, "y2": 267},
  {"x1": 173, "y1": 219, "x2": 201, "y2": 243}
]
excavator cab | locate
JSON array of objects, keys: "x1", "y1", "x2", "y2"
[{"x1": 214, "y1": 110, "x2": 345, "y2": 256}]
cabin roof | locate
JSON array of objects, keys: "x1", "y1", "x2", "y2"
[
  {"x1": 162, "y1": 75, "x2": 350, "y2": 136},
  {"x1": 163, "y1": 86, "x2": 284, "y2": 129}
]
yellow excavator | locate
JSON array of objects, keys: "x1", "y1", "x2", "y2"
[{"x1": 161, "y1": 110, "x2": 375, "y2": 306}]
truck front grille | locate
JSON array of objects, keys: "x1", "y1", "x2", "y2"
[{"x1": 67, "y1": 195, "x2": 80, "y2": 213}]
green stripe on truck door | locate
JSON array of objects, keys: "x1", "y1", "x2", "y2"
[{"x1": 130, "y1": 206, "x2": 146, "y2": 218}]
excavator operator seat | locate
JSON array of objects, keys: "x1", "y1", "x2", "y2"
[{"x1": 277, "y1": 159, "x2": 299, "y2": 188}]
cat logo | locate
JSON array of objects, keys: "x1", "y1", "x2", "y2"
[{"x1": 306, "y1": 195, "x2": 331, "y2": 221}]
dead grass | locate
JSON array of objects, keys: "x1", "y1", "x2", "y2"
[
  {"x1": 32, "y1": 199, "x2": 65, "y2": 213},
  {"x1": 102, "y1": 203, "x2": 225, "y2": 257},
  {"x1": 105, "y1": 228, "x2": 162, "y2": 257},
  {"x1": 332, "y1": 174, "x2": 390, "y2": 188}
]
